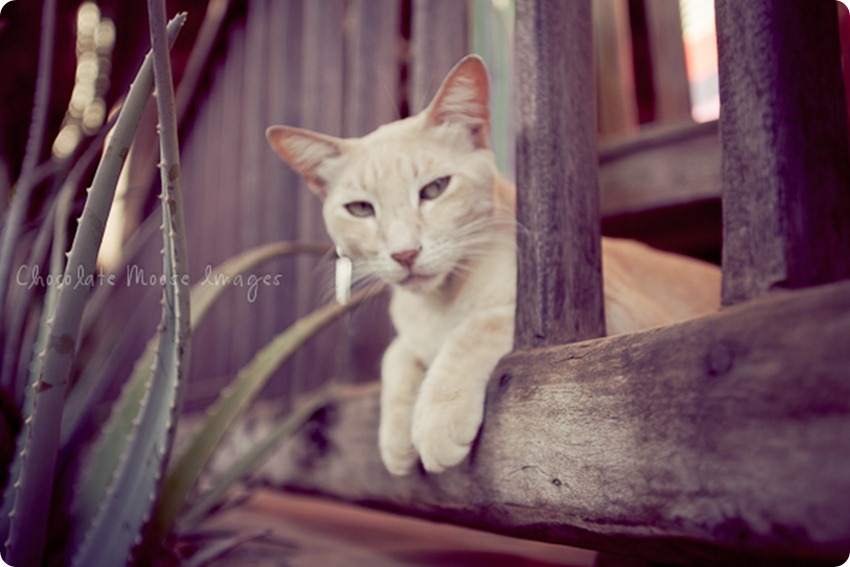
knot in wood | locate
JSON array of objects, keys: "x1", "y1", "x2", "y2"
[
  {"x1": 498, "y1": 374, "x2": 512, "y2": 391},
  {"x1": 706, "y1": 342, "x2": 735, "y2": 377}
]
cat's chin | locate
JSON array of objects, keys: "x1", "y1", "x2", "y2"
[{"x1": 393, "y1": 272, "x2": 447, "y2": 294}]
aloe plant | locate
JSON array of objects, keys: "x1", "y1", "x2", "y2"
[
  {"x1": 0, "y1": 4, "x2": 378, "y2": 565},
  {"x1": 68, "y1": 2, "x2": 192, "y2": 564},
  {"x1": 3, "y1": 13, "x2": 188, "y2": 566},
  {"x1": 155, "y1": 286, "x2": 379, "y2": 539}
]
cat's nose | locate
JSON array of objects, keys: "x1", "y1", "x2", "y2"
[{"x1": 391, "y1": 248, "x2": 420, "y2": 269}]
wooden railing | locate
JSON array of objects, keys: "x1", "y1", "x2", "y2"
[{"x1": 264, "y1": 1, "x2": 850, "y2": 565}]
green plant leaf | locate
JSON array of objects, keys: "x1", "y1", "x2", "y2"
[
  {"x1": 66, "y1": 242, "x2": 327, "y2": 547},
  {"x1": 4, "y1": 13, "x2": 188, "y2": 566},
  {"x1": 71, "y1": 5, "x2": 191, "y2": 566},
  {"x1": 60, "y1": 240, "x2": 327, "y2": 450},
  {"x1": 70, "y1": 3, "x2": 192, "y2": 564},
  {"x1": 176, "y1": 384, "x2": 335, "y2": 532},
  {"x1": 153, "y1": 286, "x2": 380, "y2": 538}
]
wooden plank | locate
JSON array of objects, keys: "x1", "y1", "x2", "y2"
[
  {"x1": 203, "y1": 489, "x2": 598, "y2": 566},
  {"x1": 593, "y1": 0, "x2": 638, "y2": 138},
  {"x1": 643, "y1": 0, "x2": 692, "y2": 124},
  {"x1": 598, "y1": 119, "x2": 720, "y2": 216},
  {"x1": 342, "y1": 0, "x2": 400, "y2": 384},
  {"x1": 292, "y1": 0, "x2": 346, "y2": 393},
  {"x1": 409, "y1": 0, "x2": 469, "y2": 113},
  {"x1": 261, "y1": 281, "x2": 850, "y2": 567},
  {"x1": 220, "y1": 23, "x2": 246, "y2": 386},
  {"x1": 265, "y1": 0, "x2": 305, "y2": 402},
  {"x1": 715, "y1": 0, "x2": 850, "y2": 305},
  {"x1": 345, "y1": 0, "x2": 401, "y2": 137},
  {"x1": 515, "y1": 0, "x2": 605, "y2": 348}
]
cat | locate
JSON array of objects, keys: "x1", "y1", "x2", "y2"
[{"x1": 266, "y1": 55, "x2": 721, "y2": 476}]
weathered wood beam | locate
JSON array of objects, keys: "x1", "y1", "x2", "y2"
[
  {"x1": 716, "y1": 0, "x2": 850, "y2": 305},
  {"x1": 268, "y1": 282, "x2": 850, "y2": 567},
  {"x1": 598, "y1": 119, "x2": 720, "y2": 216},
  {"x1": 643, "y1": 0, "x2": 692, "y2": 124},
  {"x1": 410, "y1": 0, "x2": 469, "y2": 113},
  {"x1": 594, "y1": 0, "x2": 638, "y2": 138},
  {"x1": 515, "y1": 0, "x2": 605, "y2": 348}
]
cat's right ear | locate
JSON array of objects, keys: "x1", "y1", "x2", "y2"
[{"x1": 266, "y1": 125, "x2": 345, "y2": 198}]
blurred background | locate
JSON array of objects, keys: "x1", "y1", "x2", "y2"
[{"x1": 0, "y1": 0, "x2": 791, "y2": 418}]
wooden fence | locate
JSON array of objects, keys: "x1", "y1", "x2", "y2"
[
  {"x1": 93, "y1": 0, "x2": 850, "y2": 563},
  {"x1": 103, "y1": 0, "x2": 721, "y2": 411},
  {"x1": 242, "y1": 1, "x2": 849, "y2": 566}
]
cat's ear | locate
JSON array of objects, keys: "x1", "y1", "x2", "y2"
[
  {"x1": 424, "y1": 54, "x2": 490, "y2": 148},
  {"x1": 266, "y1": 125, "x2": 345, "y2": 198}
]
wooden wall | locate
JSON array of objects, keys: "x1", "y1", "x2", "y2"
[
  {"x1": 154, "y1": 0, "x2": 488, "y2": 410},
  {"x1": 100, "y1": 0, "x2": 720, "y2": 411}
]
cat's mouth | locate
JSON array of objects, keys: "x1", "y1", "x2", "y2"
[{"x1": 398, "y1": 271, "x2": 440, "y2": 291}]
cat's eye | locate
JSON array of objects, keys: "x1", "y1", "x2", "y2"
[
  {"x1": 344, "y1": 201, "x2": 375, "y2": 218},
  {"x1": 419, "y1": 176, "x2": 451, "y2": 201}
]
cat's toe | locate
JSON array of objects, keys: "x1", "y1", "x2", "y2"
[
  {"x1": 416, "y1": 436, "x2": 471, "y2": 473},
  {"x1": 411, "y1": 400, "x2": 483, "y2": 473},
  {"x1": 380, "y1": 444, "x2": 418, "y2": 476},
  {"x1": 379, "y1": 423, "x2": 418, "y2": 475}
]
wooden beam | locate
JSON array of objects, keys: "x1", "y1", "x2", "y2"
[
  {"x1": 409, "y1": 0, "x2": 469, "y2": 113},
  {"x1": 715, "y1": 0, "x2": 850, "y2": 305},
  {"x1": 264, "y1": 282, "x2": 850, "y2": 567},
  {"x1": 643, "y1": 0, "x2": 692, "y2": 124},
  {"x1": 593, "y1": 0, "x2": 638, "y2": 138},
  {"x1": 598, "y1": 119, "x2": 720, "y2": 216},
  {"x1": 515, "y1": 0, "x2": 605, "y2": 348}
]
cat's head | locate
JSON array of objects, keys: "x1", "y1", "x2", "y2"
[{"x1": 266, "y1": 55, "x2": 499, "y2": 294}]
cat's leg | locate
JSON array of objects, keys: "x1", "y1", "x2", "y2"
[
  {"x1": 411, "y1": 306, "x2": 514, "y2": 473},
  {"x1": 379, "y1": 338, "x2": 426, "y2": 475}
]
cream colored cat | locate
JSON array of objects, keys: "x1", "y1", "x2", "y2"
[{"x1": 266, "y1": 55, "x2": 720, "y2": 476}]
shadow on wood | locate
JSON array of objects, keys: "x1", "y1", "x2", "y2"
[{"x1": 265, "y1": 282, "x2": 850, "y2": 567}]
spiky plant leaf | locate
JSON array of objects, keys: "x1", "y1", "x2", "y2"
[
  {"x1": 60, "y1": 240, "x2": 327, "y2": 449},
  {"x1": 4, "y1": 13, "x2": 187, "y2": 566},
  {"x1": 176, "y1": 384, "x2": 335, "y2": 532},
  {"x1": 69, "y1": 4, "x2": 190, "y2": 566},
  {"x1": 153, "y1": 287, "x2": 380, "y2": 537}
]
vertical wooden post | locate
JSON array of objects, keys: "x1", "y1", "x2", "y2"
[
  {"x1": 410, "y1": 0, "x2": 469, "y2": 113},
  {"x1": 716, "y1": 0, "x2": 850, "y2": 306},
  {"x1": 594, "y1": 0, "x2": 639, "y2": 138},
  {"x1": 293, "y1": 0, "x2": 346, "y2": 390},
  {"x1": 515, "y1": 0, "x2": 605, "y2": 349},
  {"x1": 345, "y1": 0, "x2": 401, "y2": 137},
  {"x1": 344, "y1": 0, "x2": 400, "y2": 384},
  {"x1": 643, "y1": 0, "x2": 692, "y2": 124}
]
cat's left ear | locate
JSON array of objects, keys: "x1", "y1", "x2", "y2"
[{"x1": 424, "y1": 54, "x2": 491, "y2": 149}]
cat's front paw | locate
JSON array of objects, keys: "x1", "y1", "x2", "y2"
[
  {"x1": 379, "y1": 412, "x2": 419, "y2": 476},
  {"x1": 410, "y1": 385, "x2": 484, "y2": 474}
]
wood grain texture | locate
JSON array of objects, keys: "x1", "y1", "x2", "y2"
[
  {"x1": 343, "y1": 0, "x2": 398, "y2": 384},
  {"x1": 643, "y1": 0, "x2": 692, "y2": 124},
  {"x1": 515, "y1": 0, "x2": 605, "y2": 349},
  {"x1": 266, "y1": 282, "x2": 850, "y2": 567},
  {"x1": 599, "y1": 119, "x2": 720, "y2": 216},
  {"x1": 292, "y1": 0, "x2": 347, "y2": 393},
  {"x1": 716, "y1": 0, "x2": 850, "y2": 305},
  {"x1": 593, "y1": 0, "x2": 638, "y2": 138},
  {"x1": 410, "y1": 0, "x2": 469, "y2": 113}
]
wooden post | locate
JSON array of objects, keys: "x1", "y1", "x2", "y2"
[
  {"x1": 343, "y1": 0, "x2": 399, "y2": 384},
  {"x1": 716, "y1": 0, "x2": 850, "y2": 305},
  {"x1": 345, "y1": 0, "x2": 401, "y2": 137},
  {"x1": 293, "y1": 0, "x2": 346, "y2": 391},
  {"x1": 643, "y1": 0, "x2": 692, "y2": 124},
  {"x1": 410, "y1": 0, "x2": 469, "y2": 113},
  {"x1": 593, "y1": 0, "x2": 639, "y2": 138},
  {"x1": 515, "y1": 0, "x2": 605, "y2": 349}
]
